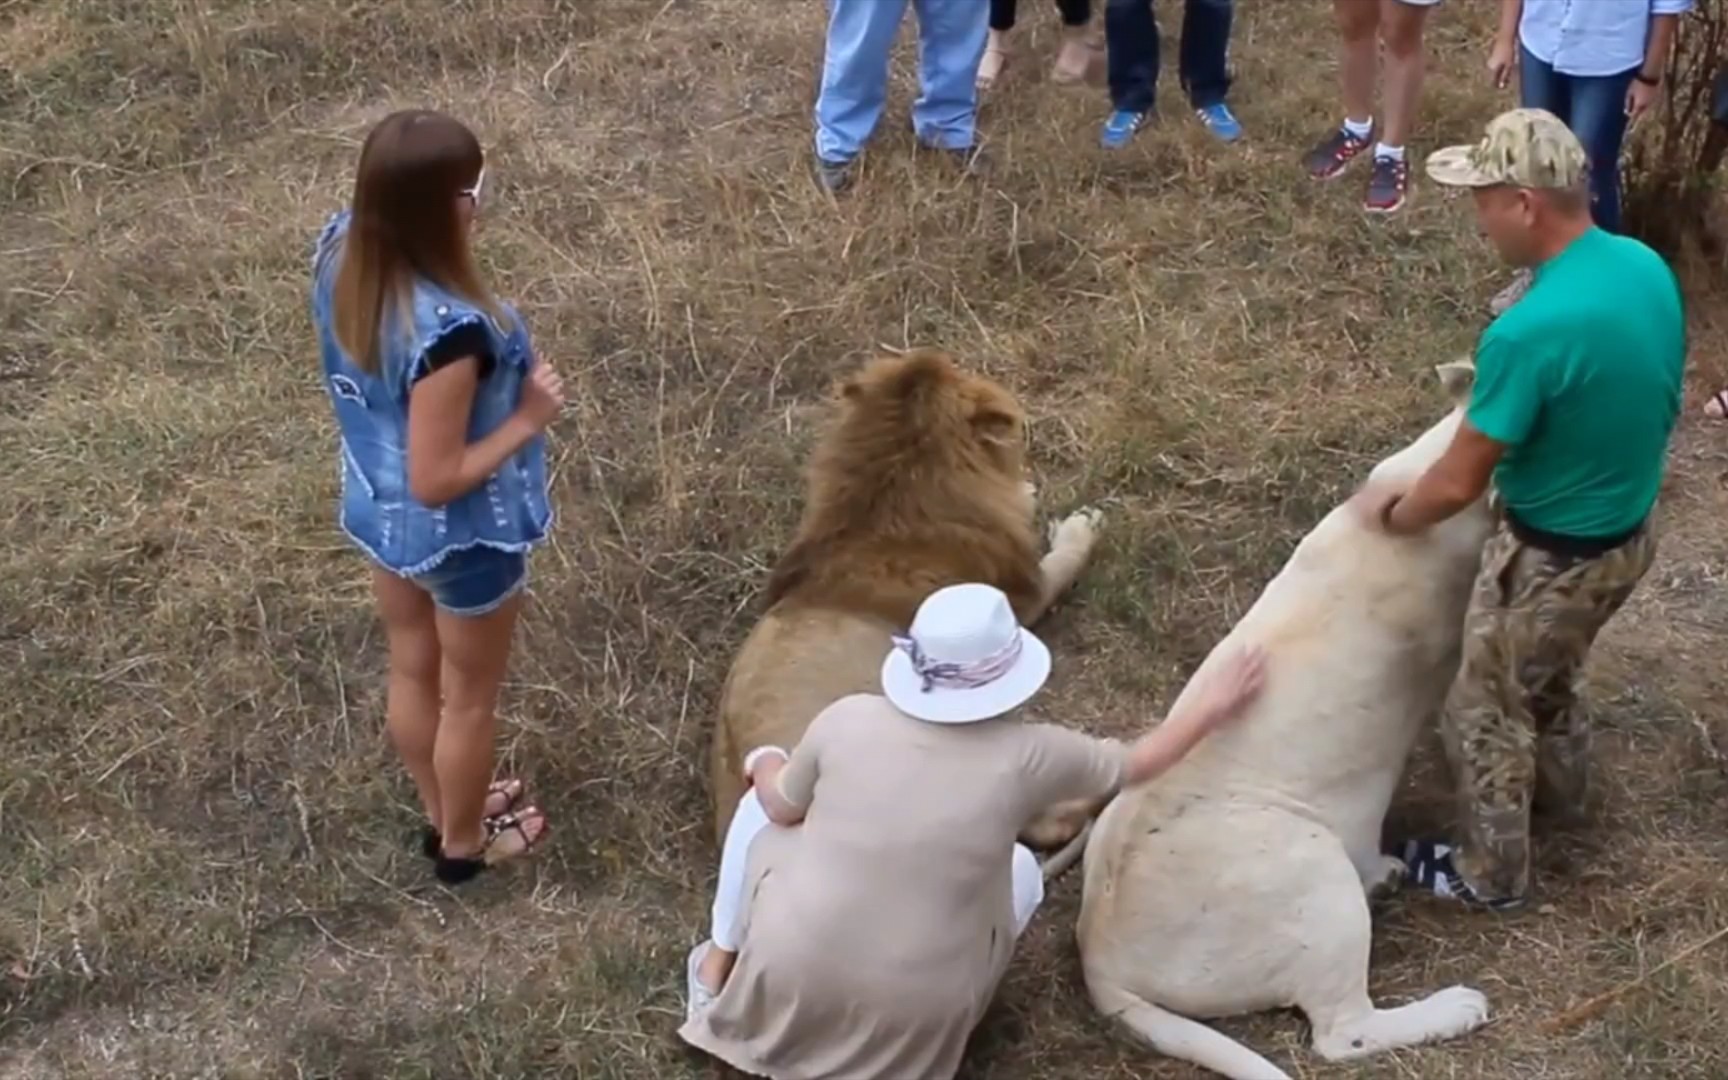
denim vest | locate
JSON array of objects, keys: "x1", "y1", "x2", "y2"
[{"x1": 309, "y1": 209, "x2": 552, "y2": 576}]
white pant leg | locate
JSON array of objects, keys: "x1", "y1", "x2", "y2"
[
  {"x1": 710, "y1": 789, "x2": 774, "y2": 951},
  {"x1": 1011, "y1": 842, "x2": 1045, "y2": 938}
]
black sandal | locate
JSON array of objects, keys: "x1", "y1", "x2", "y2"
[
  {"x1": 433, "y1": 808, "x2": 548, "y2": 885},
  {"x1": 416, "y1": 778, "x2": 527, "y2": 860}
]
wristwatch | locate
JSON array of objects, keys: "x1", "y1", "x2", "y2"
[{"x1": 743, "y1": 745, "x2": 789, "y2": 781}]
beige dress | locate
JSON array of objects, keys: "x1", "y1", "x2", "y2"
[{"x1": 678, "y1": 692, "x2": 1128, "y2": 1080}]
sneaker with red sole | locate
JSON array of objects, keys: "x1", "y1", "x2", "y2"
[
  {"x1": 1302, "y1": 124, "x2": 1373, "y2": 180},
  {"x1": 1364, "y1": 154, "x2": 1410, "y2": 214}
]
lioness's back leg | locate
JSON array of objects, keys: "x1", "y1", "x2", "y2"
[{"x1": 1297, "y1": 877, "x2": 1490, "y2": 1061}]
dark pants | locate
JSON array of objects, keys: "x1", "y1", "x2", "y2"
[
  {"x1": 1518, "y1": 42, "x2": 1637, "y2": 234},
  {"x1": 991, "y1": 0, "x2": 1092, "y2": 31},
  {"x1": 1105, "y1": 0, "x2": 1233, "y2": 113}
]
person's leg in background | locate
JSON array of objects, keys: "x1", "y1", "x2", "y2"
[
  {"x1": 1011, "y1": 843, "x2": 1046, "y2": 936},
  {"x1": 1301, "y1": 0, "x2": 1380, "y2": 180},
  {"x1": 1563, "y1": 66, "x2": 1639, "y2": 234},
  {"x1": 978, "y1": 0, "x2": 1017, "y2": 91},
  {"x1": 688, "y1": 788, "x2": 776, "y2": 1020},
  {"x1": 910, "y1": 0, "x2": 991, "y2": 166},
  {"x1": 1051, "y1": 0, "x2": 1103, "y2": 85},
  {"x1": 1364, "y1": 0, "x2": 1437, "y2": 213},
  {"x1": 1179, "y1": 0, "x2": 1240, "y2": 142},
  {"x1": 813, "y1": 0, "x2": 911, "y2": 193},
  {"x1": 1101, "y1": 0, "x2": 1158, "y2": 148}
]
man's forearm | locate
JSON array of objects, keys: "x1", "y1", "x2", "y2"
[{"x1": 1385, "y1": 472, "x2": 1478, "y2": 534}]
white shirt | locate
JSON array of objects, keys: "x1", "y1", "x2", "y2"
[{"x1": 1519, "y1": 0, "x2": 1693, "y2": 78}]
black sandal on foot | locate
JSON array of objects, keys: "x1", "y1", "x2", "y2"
[
  {"x1": 432, "y1": 808, "x2": 549, "y2": 885},
  {"x1": 417, "y1": 778, "x2": 528, "y2": 860}
]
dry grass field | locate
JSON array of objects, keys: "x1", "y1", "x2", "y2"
[{"x1": 3, "y1": 1, "x2": 1727, "y2": 1077}]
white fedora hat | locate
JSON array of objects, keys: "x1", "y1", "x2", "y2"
[{"x1": 881, "y1": 583, "x2": 1052, "y2": 724}]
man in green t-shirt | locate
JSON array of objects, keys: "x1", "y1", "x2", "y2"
[{"x1": 1351, "y1": 108, "x2": 1685, "y2": 912}]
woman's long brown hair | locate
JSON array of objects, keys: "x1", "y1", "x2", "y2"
[{"x1": 331, "y1": 109, "x2": 510, "y2": 374}]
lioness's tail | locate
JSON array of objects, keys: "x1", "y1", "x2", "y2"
[
  {"x1": 1037, "y1": 817, "x2": 1093, "y2": 881},
  {"x1": 1086, "y1": 977, "x2": 1291, "y2": 1080}
]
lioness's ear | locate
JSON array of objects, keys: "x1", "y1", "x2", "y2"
[
  {"x1": 973, "y1": 403, "x2": 1021, "y2": 446},
  {"x1": 1434, "y1": 357, "x2": 1475, "y2": 404}
]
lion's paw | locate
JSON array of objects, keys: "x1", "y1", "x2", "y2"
[
  {"x1": 1365, "y1": 854, "x2": 1409, "y2": 900},
  {"x1": 1049, "y1": 506, "x2": 1104, "y2": 553}
]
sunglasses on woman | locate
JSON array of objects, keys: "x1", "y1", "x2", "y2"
[{"x1": 459, "y1": 165, "x2": 486, "y2": 211}]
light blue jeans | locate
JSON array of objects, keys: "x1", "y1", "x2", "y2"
[{"x1": 814, "y1": 0, "x2": 990, "y2": 164}]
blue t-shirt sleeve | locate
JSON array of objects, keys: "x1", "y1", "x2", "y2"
[{"x1": 1466, "y1": 323, "x2": 1541, "y2": 445}]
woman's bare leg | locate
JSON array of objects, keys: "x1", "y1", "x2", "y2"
[
  {"x1": 434, "y1": 592, "x2": 544, "y2": 860},
  {"x1": 371, "y1": 568, "x2": 444, "y2": 831}
]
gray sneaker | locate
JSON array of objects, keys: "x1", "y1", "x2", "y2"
[{"x1": 812, "y1": 154, "x2": 855, "y2": 195}]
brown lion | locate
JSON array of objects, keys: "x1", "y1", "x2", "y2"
[{"x1": 708, "y1": 347, "x2": 1106, "y2": 851}]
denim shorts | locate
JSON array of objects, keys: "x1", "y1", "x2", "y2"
[{"x1": 410, "y1": 545, "x2": 529, "y2": 617}]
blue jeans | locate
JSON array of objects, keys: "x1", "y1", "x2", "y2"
[
  {"x1": 1106, "y1": 0, "x2": 1233, "y2": 114},
  {"x1": 814, "y1": 0, "x2": 990, "y2": 163},
  {"x1": 1518, "y1": 43, "x2": 1636, "y2": 234}
]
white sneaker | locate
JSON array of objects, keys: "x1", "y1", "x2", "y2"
[{"x1": 686, "y1": 941, "x2": 719, "y2": 1023}]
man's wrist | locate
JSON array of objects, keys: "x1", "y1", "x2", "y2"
[{"x1": 1634, "y1": 70, "x2": 1661, "y2": 87}]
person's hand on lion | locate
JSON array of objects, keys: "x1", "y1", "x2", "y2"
[{"x1": 1122, "y1": 644, "x2": 1269, "y2": 787}]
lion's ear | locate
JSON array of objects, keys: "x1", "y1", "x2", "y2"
[{"x1": 972, "y1": 403, "x2": 1021, "y2": 447}]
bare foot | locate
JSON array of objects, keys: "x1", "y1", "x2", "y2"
[
  {"x1": 1051, "y1": 25, "x2": 1102, "y2": 85},
  {"x1": 977, "y1": 30, "x2": 1010, "y2": 91},
  {"x1": 481, "y1": 806, "x2": 549, "y2": 865},
  {"x1": 483, "y1": 777, "x2": 524, "y2": 818}
]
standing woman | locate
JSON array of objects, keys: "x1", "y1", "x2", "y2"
[
  {"x1": 1482, "y1": 0, "x2": 1690, "y2": 312},
  {"x1": 310, "y1": 109, "x2": 558, "y2": 883},
  {"x1": 978, "y1": 0, "x2": 1102, "y2": 90}
]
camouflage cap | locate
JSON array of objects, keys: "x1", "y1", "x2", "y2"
[{"x1": 1425, "y1": 108, "x2": 1587, "y2": 190}]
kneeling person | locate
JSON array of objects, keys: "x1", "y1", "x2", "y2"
[{"x1": 678, "y1": 583, "x2": 1267, "y2": 1079}]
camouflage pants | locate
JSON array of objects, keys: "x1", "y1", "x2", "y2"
[{"x1": 1440, "y1": 514, "x2": 1656, "y2": 904}]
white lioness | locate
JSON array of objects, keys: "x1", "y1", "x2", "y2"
[{"x1": 1075, "y1": 361, "x2": 1495, "y2": 1079}]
